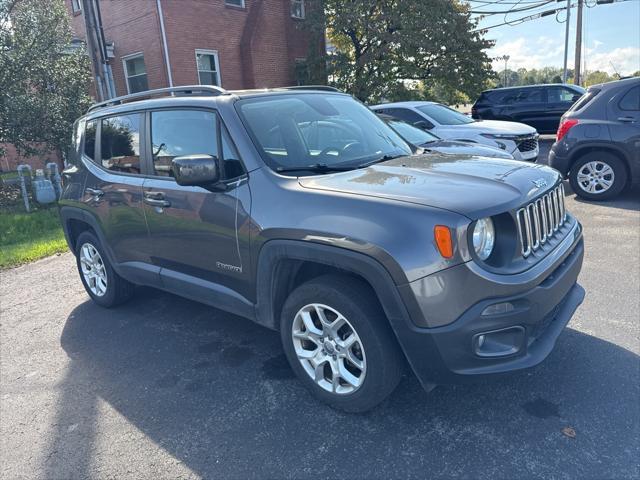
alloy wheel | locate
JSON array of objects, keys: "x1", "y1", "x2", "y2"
[
  {"x1": 79, "y1": 243, "x2": 108, "y2": 297},
  {"x1": 291, "y1": 303, "x2": 366, "y2": 394}
]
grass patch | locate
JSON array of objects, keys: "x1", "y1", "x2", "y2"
[{"x1": 0, "y1": 208, "x2": 68, "y2": 269}]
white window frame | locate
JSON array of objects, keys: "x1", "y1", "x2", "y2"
[
  {"x1": 122, "y1": 52, "x2": 148, "y2": 94},
  {"x1": 291, "y1": 0, "x2": 305, "y2": 19},
  {"x1": 195, "y1": 49, "x2": 222, "y2": 87},
  {"x1": 225, "y1": 0, "x2": 245, "y2": 7},
  {"x1": 70, "y1": 0, "x2": 81, "y2": 13}
]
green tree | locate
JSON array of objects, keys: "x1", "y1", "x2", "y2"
[
  {"x1": 318, "y1": 0, "x2": 493, "y2": 103},
  {"x1": 0, "y1": 0, "x2": 92, "y2": 160}
]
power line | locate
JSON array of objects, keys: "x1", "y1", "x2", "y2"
[{"x1": 471, "y1": 0, "x2": 638, "y2": 31}]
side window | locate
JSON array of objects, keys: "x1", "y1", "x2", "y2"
[
  {"x1": 387, "y1": 108, "x2": 430, "y2": 126},
  {"x1": 519, "y1": 88, "x2": 544, "y2": 103},
  {"x1": 619, "y1": 86, "x2": 640, "y2": 111},
  {"x1": 150, "y1": 110, "x2": 219, "y2": 177},
  {"x1": 84, "y1": 120, "x2": 97, "y2": 160},
  {"x1": 548, "y1": 87, "x2": 576, "y2": 103},
  {"x1": 100, "y1": 114, "x2": 142, "y2": 174}
]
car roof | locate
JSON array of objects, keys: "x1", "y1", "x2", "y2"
[
  {"x1": 588, "y1": 76, "x2": 640, "y2": 91},
  {"x1": 482, "y1": 83, "x2": 582, "y2": 94},
  {"x1": 83, "y1": 86, "x2": 349, "y2": 120},
  {"x1": 371, "y1": 101, "x2": 438, "y2": 109}
]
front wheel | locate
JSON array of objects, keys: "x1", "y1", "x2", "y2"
[
  {"x1": 569, "y1": 151, "x2": 628, "y2": 201},
  {"x1": 280, "y1": 275, "x2": 404, "y2": 412}
]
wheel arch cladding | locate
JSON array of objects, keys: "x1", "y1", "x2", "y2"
[{"x1": 254, "y1": 240, "x2": 411, "y2": 332}]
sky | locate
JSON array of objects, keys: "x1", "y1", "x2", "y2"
[{"x1": 472, "y1": 0, "x2": 640, "y2": 76}]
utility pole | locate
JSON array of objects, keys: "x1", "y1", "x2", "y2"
[
  {"x1": 574, "y1": 0, "x2": 584, "y2": 85},
  {"x1": 562, "y1": 0, "x2": 571, "y2": 83},
  {"x1": 504, "y1": 55, "x2": 510, "y2": 87}
]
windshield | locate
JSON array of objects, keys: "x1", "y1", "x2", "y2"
[
  {"x1": 416, "y1": 104, "x2": 475, "y2": 125},
  {"x1": 385, "y1": 119, "x2": 440, "y2": 145},
  {"x1": 236, "y1": 94, "x2": 411, "y2": 173}
]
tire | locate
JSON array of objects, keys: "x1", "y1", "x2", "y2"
[
  {"x1": 280, "y1": 274, "x2": 404, "y2": 412},
  {"x1": 569, "y1": 151, "x2": 628, "y2": 201},
  {"x1": 75, "y1": 231, "x2": 135, "y2": 308}
]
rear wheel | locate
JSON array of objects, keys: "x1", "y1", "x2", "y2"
[
  {"x1": 569, "y1": 151, "x2": 627, "y2": 201},
  {"x1": 280, "y1": 275, "x2": 404, "y2": 412},
  {"x1": 75, "y1": 231, "x2": 135, "y2": 307}
]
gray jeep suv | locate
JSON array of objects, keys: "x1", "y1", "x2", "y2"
[{"x1": 60, "y1": 86, "x2": 585, "y2": 412}]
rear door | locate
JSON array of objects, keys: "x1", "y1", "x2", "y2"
[
  {"x1": 81, "y1": 113, "x2": 155, "y2": 283},
  {"x1": 510, "y1": 88, "x2": 547, "y2": 131},
  {"x1": 609, "y1": 84, "x2": 640, "y2": 177},
  {"x1": 141, "y1": 108, "x2": 253, "y2": 300}
]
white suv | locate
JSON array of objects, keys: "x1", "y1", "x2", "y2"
[{"x1": 371, "y1": 101, "x2": 539, "y2": 161}]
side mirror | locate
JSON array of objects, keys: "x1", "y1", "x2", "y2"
[
  {"x1": 414, "y1": 120, "x2": 434, "y2": 130},
  {"x1": 171, "y1": 154, "x2": 220, "y2": 186},
  {"x1": 571, "y1": 94, "x2": 582, "y2": 102}
]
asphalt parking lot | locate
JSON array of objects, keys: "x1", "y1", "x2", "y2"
[{"x1": 1, "y1": 141, "x2": 639, "y2": 479}]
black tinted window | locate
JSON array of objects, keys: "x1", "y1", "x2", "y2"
[
  {"x1": 520, "y1": 88, "x2": 544, "y2": 103},
  {"x1": 386, "y1": 108, "x2": 425, "y2": 125},
  {"x1": 150, "y1": 110, "x2": 218, "y2": 177},
  {"x1": 619, "y1": 86, "x2": 640, "y2": 111},
  {"x1": 548, "y1": 86, "x2": 578, "y2": 103},
  {"x1": 100, "y1": 114, "x2": 141, "y2": 174},
  {"x1": 84, "y1": 120, "x2": 97, "y2": 160}
]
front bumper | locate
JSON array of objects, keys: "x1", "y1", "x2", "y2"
[{"x1": 392, "y1": 222, "x2": 584, "y2": 386}]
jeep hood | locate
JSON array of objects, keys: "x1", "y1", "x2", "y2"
[{"x1": 298, "y1": 154, "x2": 561, "y2": 219}]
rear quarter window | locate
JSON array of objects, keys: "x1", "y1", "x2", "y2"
[
  {"x1": 569, "y1": 89, "x2": 600, "y2": 112},
  {"x1": 619, "y1": 86, "x2": 640, "y2": 111}
]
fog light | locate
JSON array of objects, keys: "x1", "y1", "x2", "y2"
[
  {"x1": 481, "y1": 302, "x2": 515, "y2": 316},
  {"x1": 473, "y1": 326, "x2": 524, "y2": 358}
]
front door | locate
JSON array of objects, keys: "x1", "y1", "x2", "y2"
[
  {"x1": 545, "y1": 86, "x2": 578, "y2": 133},
  {"x1": 141, "y1": 109, "x2": 253, "y2": 301}
]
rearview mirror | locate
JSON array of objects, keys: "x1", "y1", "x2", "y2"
[
  {"x1": 414, "y1": 120, "x2": 434, "y2": 130},
  {"x1": 171, "y1": 154, "x2": 220, "y2": 186}
]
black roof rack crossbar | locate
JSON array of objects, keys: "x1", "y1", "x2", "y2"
[
  {"x1": 87, "y1": 85, "x2": 227, "y2": 112},
  {"x1": 279, "y1": 85, "x2": 341, "y2": 92}
]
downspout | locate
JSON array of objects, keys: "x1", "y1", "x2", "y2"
[{"x1": 156, "y1": 0, "x2": 174, "y2": 87}]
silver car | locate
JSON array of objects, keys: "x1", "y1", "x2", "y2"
[{"x1": 372, "y1": 101, "x2": 540, "y2": 161}]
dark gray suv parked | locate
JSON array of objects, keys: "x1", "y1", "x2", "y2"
[
  {"x1": 550, "y1": 77, "x2": 640, "y2": 200},
  {"x1": 60, "y1": 86, "x2": 585, "y2": 412}
]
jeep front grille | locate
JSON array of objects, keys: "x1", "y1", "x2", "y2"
[{"x1": 516, "y1": 184, "x2": 566, "y2": 258}]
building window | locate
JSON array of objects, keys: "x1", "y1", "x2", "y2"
[
  {"x1": 225, "y1": 0, "x2": 245, "y2": 7},
  {"x1": 122, "y1": 54, "x2": 148, "y2": 94},
  {"x1": 291, "y1": 0, "x2": 305, "y2": 19},
  {"x1": 71, "y1": 0, "x2": 81, "y2": 13},
  {"x1": 195, "y1": 50, "x2": 221, "y2": 86}
]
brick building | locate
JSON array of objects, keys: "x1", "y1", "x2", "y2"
[{"x1": 67, "y1": 0, "x2": 322, "y2": 98}]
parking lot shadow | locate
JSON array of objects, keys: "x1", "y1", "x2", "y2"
[{"x1": 49, "y1": 288, "x2": 639, "y2": 479}]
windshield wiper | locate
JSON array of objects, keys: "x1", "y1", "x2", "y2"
[
  {"x1": 357, "y1": 153, "x2": 406, "y2": 168},
  {"x1": 276, "y1": 163, "x2": 357, "y2": 174}
]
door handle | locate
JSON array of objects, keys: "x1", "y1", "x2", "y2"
[
  {"x1": 617, "y1": 116, "x2": 636, "y2": 123},
  {"x1": 144, "y1": 191, "x2": 171, "y2": 207},
  {"x1": 85, "y1": 187, "x2": 104, "y2": 197}
]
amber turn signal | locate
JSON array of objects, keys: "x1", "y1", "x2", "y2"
[{"x1": 434, "y1": 225, "x2": 454, "y2": 259}]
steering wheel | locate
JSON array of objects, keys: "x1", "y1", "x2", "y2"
[{"x1": 317, "y1": 141, "x2": 364, "y2": 160}]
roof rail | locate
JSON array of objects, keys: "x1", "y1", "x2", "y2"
[
  {"x1": 279, "y1": 85, "x2": 341, "y2": 92},
  {"x1": 87, "y1": 85, "x2": 227, "y2": 113}
]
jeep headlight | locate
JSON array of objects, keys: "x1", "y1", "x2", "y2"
[{"x1": 472, "y1": 218, "x2": 495, "y2": 260}]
